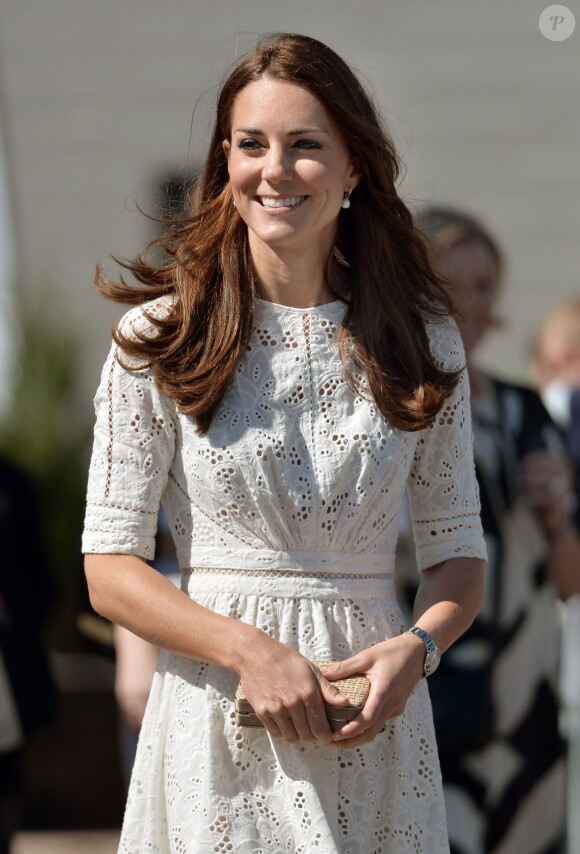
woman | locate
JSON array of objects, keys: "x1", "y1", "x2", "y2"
[
  {"x1": 413, "y1": 206, "x2": 580, "y2": 854},
  {"x1": 83, "y1": 35, "x2": 486, "y2": 853}
]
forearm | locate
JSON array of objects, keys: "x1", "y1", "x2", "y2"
[
  {"x1": 411, "y1": 557, "x2": 486, "y2": 652},
  {"x1": 85, "y1": 553, "x2": 262, "y2": 674}
]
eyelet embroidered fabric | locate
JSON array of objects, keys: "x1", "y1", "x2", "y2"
[{"x1": 83, "y1": 297, "x2": 486, "y2": 854}]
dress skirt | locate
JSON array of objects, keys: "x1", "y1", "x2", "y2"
[{"x1": 118, "y1": 559, "x2": 449, "y2": 854}]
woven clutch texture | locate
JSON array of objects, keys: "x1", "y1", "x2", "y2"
[{"x1": 234, "y1": 661, "x2": 370, "y2": 731}]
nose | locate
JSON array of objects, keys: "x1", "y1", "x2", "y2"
[{"x1": 262, "y1": 145, "x2": 293, "y2": 182}]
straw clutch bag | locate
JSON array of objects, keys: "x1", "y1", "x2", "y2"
[{"x1": 234, "y1": 662, "x2": 370, "y2": 731}]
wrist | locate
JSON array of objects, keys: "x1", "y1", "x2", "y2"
[
  {"x1": 217, "y1": 620, "x2": 264, "y2": 675},
  {"x1": 228, "y1": 624, "x2": 272, "y2": 676},
  {"x1": 400, "y1": 632, "x2": 429, "y2": 682},
  {"x1": 406, "y1": 626, "x2": 442, "y2": 677}
]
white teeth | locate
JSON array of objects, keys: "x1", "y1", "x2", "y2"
[{"x1": 260, "y1": 196, "x2": 305, "y2": 208}]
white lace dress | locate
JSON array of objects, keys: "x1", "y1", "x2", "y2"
[{"x1": 82, "y1": 297, "x2": 486, "y2": 854}]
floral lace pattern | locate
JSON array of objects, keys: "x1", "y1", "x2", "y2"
[{"x1": 83, "y1": 297, "x2": 486, "y2": 853}]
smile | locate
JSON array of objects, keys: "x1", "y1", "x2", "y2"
[{"x1": 257, "y1": 196, "x2": 307, "y2": 208}]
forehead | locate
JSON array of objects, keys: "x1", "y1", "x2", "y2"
[
  {"x1": 540, "y1": 313, "x2": 580, "y2": 355},
  {"x1": 230, "y1": 78, "x2": 331, "y2": 130}
]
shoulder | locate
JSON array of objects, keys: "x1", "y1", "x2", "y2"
[{"x1": 423, "y1": 313, "x2": 465, "y2": 373}]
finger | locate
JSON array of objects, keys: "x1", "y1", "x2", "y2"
[
  {"x1": 332, "y1": 709, "x2": 386, "y2": 745},
  {"x1": 289, "y1": 704, "x2": 322, "y2": 743},
  {"x1": 330, "y1": 721, "x2": 388, "y2": 750},
  {"x1": 262, "y1": 713, "x2": 299, "y2": 743},
  {"x1": 330, "y1": 688, "x2": 388, "y2": 741},
  {"x1": 316, "y1": 673, "x2": 351, "y2": 706},
  {"x1": 333, "y1": 685, "x2": 398, "y2": 741},
  {"x1": 331, "y1": 710, "x2": 375, "y2": 741},
  {"x1": 318, "y1": 655, "x2": 365, "y2": 682},
  {"x1": 288, "y1": 677, "x2": 335, "y2": 743},
  {"x1": 331, "y1": 701, "x2": 392, "y2": 746},
  {"x1": 303, "y1": 696, "x2": 334, "y2": 744}
]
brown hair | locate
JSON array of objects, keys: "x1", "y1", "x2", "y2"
[{"x1": 97, "y1": 33, "x2": 460, "y2": 434}]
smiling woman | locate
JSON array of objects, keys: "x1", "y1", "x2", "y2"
[{"x1": 83, "y1": 33, "x2": 487, "y2": 854}]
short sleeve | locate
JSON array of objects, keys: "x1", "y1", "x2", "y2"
[
  {"x1": 82, "y1": 305, "x2": 177, "y2": 559},
  {"x1": 407, "y1": 317, "x2": 487, "y2": 571}
]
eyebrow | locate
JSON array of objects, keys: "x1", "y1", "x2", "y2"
[{"x1": 233, "y1": 127, "x2": 330, "y2": 136}]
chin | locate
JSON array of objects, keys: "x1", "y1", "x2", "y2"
[{"x1": 250, "y1": 228, "x2": 315, "y2": 254}]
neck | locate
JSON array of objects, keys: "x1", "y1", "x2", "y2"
[{"x1": 249, "y1": 236, "x2": 335, "y2": 308}]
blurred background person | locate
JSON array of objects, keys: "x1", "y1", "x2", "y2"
[
  {"x1": 113, "y1": 627, "x2": 158, "y2": 786},
  {"x1": 532, "y1": 297, "x2": 580, "y2": 520},
  {"x1": 532, "y1": 297, "x2": 580, "y2": 850},
  {"x1": 398, "y1": 206, "x2": 580, "y2": 854},
  {"x1": 0, "y1": 456, "x2": 57, "y2": 854}
]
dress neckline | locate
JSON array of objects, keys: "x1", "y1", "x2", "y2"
[{"x1": 254, "y1": 296, "x2": 347, "y2": 318}]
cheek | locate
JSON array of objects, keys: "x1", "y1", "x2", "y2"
[
  {"x1": 295, "y1": 160, "x2": 342, "y2": 191},
  {"x1": 227, "y1": 157, "x2": 258, "y2": 191}
]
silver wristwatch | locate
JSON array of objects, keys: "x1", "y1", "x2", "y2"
[{"x1": 407, "y1": 627, "x2": 441, "y2": 677}]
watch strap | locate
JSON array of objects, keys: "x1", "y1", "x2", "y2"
[{"x1": 407, "y1": 626, "x2": 441, "y2": 676}]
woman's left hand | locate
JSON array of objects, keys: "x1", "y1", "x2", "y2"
[{"x1": 320, "y1": 633, "x2": 426, "y2": 749}]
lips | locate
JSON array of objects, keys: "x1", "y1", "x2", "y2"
[{"x1": 258, "y1": 196, "x2": 307, "y2": 208}]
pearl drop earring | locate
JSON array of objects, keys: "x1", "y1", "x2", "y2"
[{"x1": 341, "y1": 190, "x2": 352, "y2": 210}]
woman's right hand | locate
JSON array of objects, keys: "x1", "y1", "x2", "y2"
[{"x1": 236, "y1": 633, "x2": 350, "y2": 745}]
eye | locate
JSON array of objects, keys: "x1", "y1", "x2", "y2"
[
  {"x1": 237, "y1": 138, "x2": 262, "y2": 151},
  {"x1": 294, "y1": 139, "x2": 322, "y2": 150}
]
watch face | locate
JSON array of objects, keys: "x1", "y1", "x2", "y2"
[{"x1": 425, "y1": 648, "x2": 441, "y2": 676}]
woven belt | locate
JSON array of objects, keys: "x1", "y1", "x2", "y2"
[{"x1": 183, "y1": 566, "x2": 393, "y2": 581}]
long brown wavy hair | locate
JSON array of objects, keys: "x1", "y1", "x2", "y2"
[{"x1": 97, "y1": 32, "x2": 460, "y2": 434}]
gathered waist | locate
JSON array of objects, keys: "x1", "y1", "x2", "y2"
[{"x1": 179, "y1": 546, "x2": 395, "y2": 573}]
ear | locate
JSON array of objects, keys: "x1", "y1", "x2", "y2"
[
  {"x1": 346, "y1": 156, "x2": 362, "y2": 192},
  {"x1": 222, "y1": 139, "x2": 231, "y2": 163}
]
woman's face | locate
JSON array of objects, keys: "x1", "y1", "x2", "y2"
[
  {"x1": 434, "y1": 239, "x2": 501, "y2": 356},
  {"x1": 223, "y1": 77, "x2": 359, "y2": 261}
]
